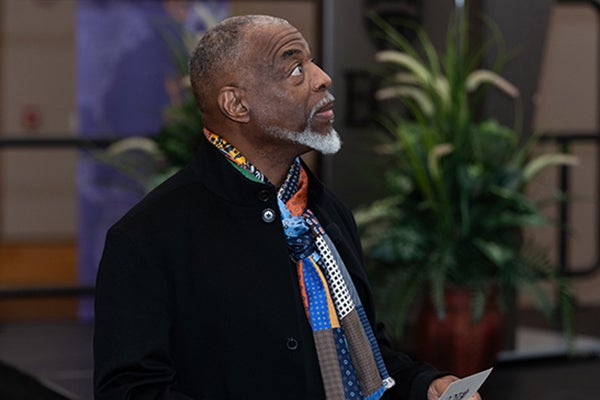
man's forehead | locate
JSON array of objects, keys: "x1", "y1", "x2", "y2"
[{"x1": 247, "y1": 23, "x2": 310, "y2": 59}]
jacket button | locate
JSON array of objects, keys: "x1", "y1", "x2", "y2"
[
  {"x1": 286, "y1": 337, "x2": 299, "y2": 351},
  {"x1": 258, "y1": 190, "x2": 270, "y2": 202},
  {"x1": 261, "y1": 208, "x2": 276, "y2": 223}
]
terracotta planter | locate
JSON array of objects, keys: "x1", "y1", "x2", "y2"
[{"x1": 416, "y1": 287, "x2": 504, "y2": 377}]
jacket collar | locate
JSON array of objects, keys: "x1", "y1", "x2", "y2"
[{"x1": 189, "y1": 136, "x2": 327, "y2": 208}]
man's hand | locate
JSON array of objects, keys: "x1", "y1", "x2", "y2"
[{"x1": 427, "y1": 375, "x2": 482, "y2": 400}]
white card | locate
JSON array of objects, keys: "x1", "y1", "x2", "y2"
[{"x1": 438, "y1": 367, "x2": 493, "y2": 400}]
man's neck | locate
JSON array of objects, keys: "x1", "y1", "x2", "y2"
[
  {"x1": 246, "y1": 145, "x2": 295, "y2": 188},
  {"x1": 205, "y1": 125, "x2": 298, "y2": 188}
]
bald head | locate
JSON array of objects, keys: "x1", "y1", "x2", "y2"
[{"x1": 189, "y1": 15, "x2": 291, "y2": 113}]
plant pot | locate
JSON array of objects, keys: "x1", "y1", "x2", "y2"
[{"x1": 416, "y1": 287, "x2": 504, "y2": 377}]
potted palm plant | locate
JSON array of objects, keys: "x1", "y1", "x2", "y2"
[{"x1": 355, "y1": 9, "x2": 577, "y2": 375}]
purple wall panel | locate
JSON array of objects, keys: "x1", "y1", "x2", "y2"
[{"x1": 76, "y1": 0, "x2": 229, "y2": 319}]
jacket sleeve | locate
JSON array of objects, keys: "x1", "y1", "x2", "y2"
[
  {"x1": 94, "y1": 226, "x2": 195, "y2": 400},
  {"x1": 375, "y1": 322, "x2": 448, "y2": 400}
]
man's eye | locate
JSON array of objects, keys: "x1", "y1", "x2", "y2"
[{"x1": 291, "y1": 64, "x2": 303, "y2": 76}]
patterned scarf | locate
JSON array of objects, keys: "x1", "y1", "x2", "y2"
[{"x1": 204, "y1": 129, "x2": 395, "y2": 399}]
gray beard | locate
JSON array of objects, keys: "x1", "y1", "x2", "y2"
[
  {"x1": 261, "y1": 94, "x2": 341, "y2": 154},
  {"x1": 265, "y1": 125, "x2": 342, "y2": 155}
]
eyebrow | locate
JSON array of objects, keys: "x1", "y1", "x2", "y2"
[{"x1": 281, "y1": 48, "x2": 304, "y2": 59}]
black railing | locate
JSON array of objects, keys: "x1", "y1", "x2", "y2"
[
  {"x1": 540, "y1": 132, "x2": 600, "y2": 277},
  {"x1": 0, "y1": 129, "x2": 598, "y2": 302},
  {"x1": 559, "y1": 0, "x2": 600, "y2": 12},
  {"x1": 541, "y1": 0, "x2": 600, "y2": 277},
  {"x1": 0, "y1": 135, "x2": 122, "y2": 300},
  {"x1": 0, "y1": 284, "x2": 95, "y2": 299},
  {"x1": 0, "y1": 135, "x2": 121, "y2": 149}
]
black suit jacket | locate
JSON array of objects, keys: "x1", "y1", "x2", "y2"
[{"x1": 94, "y1": 138, "x2": 442, "y2": 399}]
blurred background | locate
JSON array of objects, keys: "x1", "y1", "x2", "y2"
[{"x1": 0, "y1": 0, "x2": 599, "y2": 399}]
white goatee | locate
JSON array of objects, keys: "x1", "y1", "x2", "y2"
[{"x1": 265, "y1": 94, "x2": 342, "y2": 155}]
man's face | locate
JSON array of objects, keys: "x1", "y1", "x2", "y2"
[{"x1": 241, "y1": 23, "x2": 341, "y2": 154}]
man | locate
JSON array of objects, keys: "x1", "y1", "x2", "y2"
[{"x1": 94, "y1": 15, "x2": 480, "y2": 400}]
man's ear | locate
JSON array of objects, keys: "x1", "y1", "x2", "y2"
[{"x1": 217, "y1": 86, "x2": 250, "y2": 123}]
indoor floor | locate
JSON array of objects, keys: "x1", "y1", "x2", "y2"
[{"x1": 0, "y1": 306, "x2": 600, "y2": 399}]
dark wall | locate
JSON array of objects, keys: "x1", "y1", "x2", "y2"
[
  {"x1": 482, "y1": 0, "x2": 553, "y2": 136},
  {"x1": 325, "y1": 0, "x2": 382, "y2": 209}
]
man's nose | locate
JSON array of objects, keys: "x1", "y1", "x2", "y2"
[{"x1": 312, "y1": 64, "x2": 332, "y2": 91}]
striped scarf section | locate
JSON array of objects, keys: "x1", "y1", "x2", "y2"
[{"x1": 204, "y1": 129, "x2": 395, "y2": 399}]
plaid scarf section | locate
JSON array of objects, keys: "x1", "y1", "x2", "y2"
[{"x1": 204, "y1": 130, "x2": 395, "y2": 399}]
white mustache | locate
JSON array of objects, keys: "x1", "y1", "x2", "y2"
[{"x1": 308, "y1": 93, "x2": 335, "y2": 120}]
